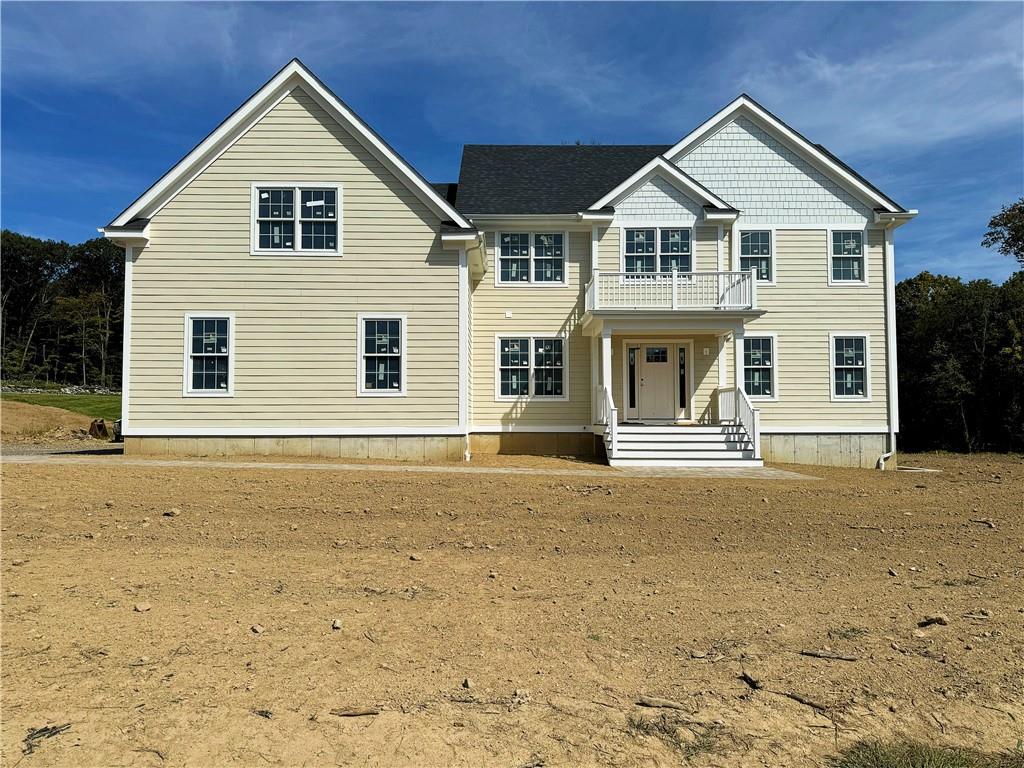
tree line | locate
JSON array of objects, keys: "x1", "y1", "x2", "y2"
[
  {"x1": 2, "y1": 230, "x2": 124, "y2": 388},
  {"x1": 1, "y1": 199, "x2": 1022, "y2": 451}
]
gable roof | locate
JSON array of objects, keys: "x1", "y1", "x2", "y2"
[
  {"x1": 455, "y1": 145, "x2": 670, "y2": 215},
  {"x1": 588, "y1": 156, "x2": 736, "y2": 212},
  {"x1": 107, "y1": 59, "x2": 470, "y2": 229},
  {"x1": 664, "y1": 94, "x2": 906, "y2": 214}
]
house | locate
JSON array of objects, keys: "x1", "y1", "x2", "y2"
[{"x1": 102, "y1": 59, "x2": 916, "y2": 468}]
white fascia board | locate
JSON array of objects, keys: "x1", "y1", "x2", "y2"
[
  {"x1": 99, "y1": 224, "x2": 150, "y2": 247},
  {"x1": 441, "y1": 231, "x2": 481, "y2": 244},
  {"x1": 703, "y1": 210, "x2": 739, "y2": 223},
  {"x1": 665, "y1": 96, "x2": 902, "y2": 214},
  {"x1": 589, "y1": 156, "x2": 732, "y2": 211},
  {"x1": 874, "y1": 210, "x2": 918, "y2": 228},
  {"x1": 578, "y1": 211, "x2": 615, "y2": 222},
  {"x1": 110, "y1": 59, "x2": 470, "y2": 229}
]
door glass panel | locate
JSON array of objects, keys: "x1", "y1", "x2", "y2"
[
  {"x1": 627, "y1": 348, "x2": 637, "y2": 409},
  {"x1": 645, "y1": 347, "x2": 668, "y2": 363}
]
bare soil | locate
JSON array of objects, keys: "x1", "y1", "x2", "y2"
[
  {"x1": 0, "y1": 400, "x2": 95, "y2": 444},
  {"x1": 1, "y1": 448, "x2": 1022, "y2": 767}
]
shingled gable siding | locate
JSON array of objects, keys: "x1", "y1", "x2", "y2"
[
  {"x1": 613, "y1": 176, "x2": 703, "y2": 226},
  {"x1": 128, "y1": 87, "x2": 460, "y2": 429},
  {"x1": 470, "y1": 230, "x2": 592, "y2": 428},
  {"x1": 676, "y1": 116, "x2": 873, "y2": 226}
]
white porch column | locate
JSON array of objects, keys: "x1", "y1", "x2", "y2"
[
  {"x1": 733, "y1": 327, "x2": 744, "y2": 394},
  {"x1": 601, "y1": 330, "x2": 613, "y2": 401},
  {"x1": 590, "y1": 335, "x2": 599, "y2": 423}
]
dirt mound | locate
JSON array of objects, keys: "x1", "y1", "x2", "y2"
[{"x1": 1, "y1": 400, "x2": 94, "y2": 442}]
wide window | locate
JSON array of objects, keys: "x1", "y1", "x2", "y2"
[
  {"x1": 497, "y1": 336, "x2": 566, "y2": 399},
  {"x1": 740, "y1": 231, "x2": 772, "y2": 281},
  {"x1": 185, "y1": 314, "x2": 233, "y2": 396},
  {"x1": 497, "y1": 232, "x2": 566, "y2": 284},
  {"x1": 254, "y1": 184, "x2": 340, "y2": 254},
  {"x1": 830, "y1": 231, "x2": 864, "y2": 283},
  {"x1": 624, "y1": 228, "x2": 691, "y2": 273},
  {"x1": 743, "y1": 336, "x2": 775, "y2": 398},
  {"x1": 832, "y1": 335, "x2": 868, "y2": 398},
  {"x1": 359, "y1": 316, "x2": 405, "y2": 396}
]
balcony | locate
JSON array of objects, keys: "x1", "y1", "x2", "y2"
[{"x1": 585, "y1": 269, "x2": 758, "y2": 312}]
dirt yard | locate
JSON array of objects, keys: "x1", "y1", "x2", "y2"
[
  {"x1": 2, "y1": 448, "x2": 1022, "y2": 766},
  {"x1": 0, "y1": 400, "x2": 95, "y2": 445}
]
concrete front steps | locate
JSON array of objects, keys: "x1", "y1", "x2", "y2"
[{"x1": 604, "y1": 423, "x2": 763, "y2": 468}]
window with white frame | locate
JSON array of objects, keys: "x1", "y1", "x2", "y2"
[
  {"x1": 832, "y1": 336, "x2": 868, "y2": 398},
  {"x1": 743, "y1": 336, "x2": 774, "y2": 398},
  {"x1": 831, "y1": 231, "x2": 864, "y2": 282},
  {"x1": 624, "y1": 228, "x2": 691, "y2": 273},
  {"x1": 186, "y1": 315, "x2": 232, "y2": 394},
  {"x1": 740, "y1": 231, "x2": 772, "y2": 281},
  {"x1": 360, "y1": 316, "x2": 404, "y2": 395},
  {"x1": 497, "y1": 336, "x2": 565, "y2": 398},
  {"x1": 255, "y1": 184, "x2": 339, "y2": 253},
  {"x1": 497, "y1": 232, "x2": 565, "y2": 284}
]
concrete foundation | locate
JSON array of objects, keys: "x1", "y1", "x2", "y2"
[
  {"x1": 125, "y1": 435, "x2": 468, "y2": 462},
  {"x1": 469, "y1": 432, "x2": 597, "y2": 457},
  {"x1": 760, "y1": 433, "x2": 892, "y2": 469}
]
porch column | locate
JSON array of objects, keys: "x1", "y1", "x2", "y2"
[
  {"x1": 733, "y1": 327, "x2": 745, "y2": 394},
  {"x1": 590, "y1": 335, "x2": 599, "y2": 422},
  {"x1": 601, "y1": 330, "x2": 613, "y2": 401}
]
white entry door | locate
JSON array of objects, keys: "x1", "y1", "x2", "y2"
[{"x1": 639, "y1": 344, "x2": 675, "y2": 420}]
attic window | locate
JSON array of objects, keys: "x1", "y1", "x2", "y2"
[{"x1": 253, "y1": 184, "x2": 341, "y2": 254}]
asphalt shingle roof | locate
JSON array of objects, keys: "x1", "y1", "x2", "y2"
[{"x1": 455, "y1": 145, "x2": 672, "y2": 215}]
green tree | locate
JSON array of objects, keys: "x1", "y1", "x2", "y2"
[{"x1": 982, "y1": 197, "x2": 1024, "y2": 267}]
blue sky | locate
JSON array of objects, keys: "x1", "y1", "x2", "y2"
[{"x1": 2, "y1": 1, "x2": 1022, "y2": 282}]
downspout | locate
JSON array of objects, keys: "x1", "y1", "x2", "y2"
[{"x1": 877, "y1": 224, "x2": 898, "y2": 469}]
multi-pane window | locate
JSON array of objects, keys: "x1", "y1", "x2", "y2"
[
  {"x1": 740, "y1": 231, "x2": 772, "y2": 281},
  {"x1": 831, "y1": 231, "x2": 864, "y2": 282},
  {"x1": 743, "y1": 337, "x2": 774, "y2": 398},
  {"x1": 497, "y1": 336, "x2": 566, "y2": 398},
  {"x1": 187, "y1": 316, "x2": 231, "y2": 394},
  {"x1": 497, "y1": 232, "x2": 566, "y2": 284},
  {"x1": 257, "y1": 188, "x2": 295, "y2": 250},
  {"x1": 833, "y1": 336, "x2": 867, "y2": 398},
  {"x1": 624, "y1": 228, "x2": 691, "y2": 273},
  {"x1": 361, "y1": 317, "x2": 404, "y2": 394},
  {"x1": 255, "y1": 185, "x2": 340, "y2": 253}
]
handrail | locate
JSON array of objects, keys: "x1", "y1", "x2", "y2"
[
  {"x1": 586, "y1": 270, "x2": 756, "y2": 311},
  {"x1": 717, "y1": 386, "x2": 762, "y2": 460},
  {"x1": 594, "y1": 384, "x2": 617, "y2": 459}
]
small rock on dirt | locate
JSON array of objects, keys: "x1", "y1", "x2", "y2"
[
  {"x1": 918, "y1": 614, "x2": 949, "y2": 627},
  {"x1": 133, "y1": 602, "x2": 152, "y2": 613},
  {"x1": 163, "y1": 508, "x2": 180, "y2": 517},
  {"x1": 409, "y1": 554, "x2": 422, "y2": 561},
  {"x1": 888, "y1": 567, "x2": 899, "y2": 577},
  {"x1": 332, "y1": 619, "x2": 342, "y2": 630},
  {"x1": 251, "y1": 624, "x2": 265, "y2": 634},
  {"x1": 462, "y1": 677, "x2": 472, "y2": 689}
]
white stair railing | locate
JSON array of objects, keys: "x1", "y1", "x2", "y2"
[
  {"x1": 594, "y1": 384, "x2": 618, "y2": 459},
  {"x1": 717, "y1": 386, "x2": 761, "y2": 460}
]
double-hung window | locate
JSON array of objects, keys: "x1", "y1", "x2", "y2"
[
  {"x1": 497, "y1": 232, "x2": 566, "y2": 284},
  {"x1": 624, "y1": 228, "x2": 692, "y2": 273},
  {"x1": 832, "y1": 335, "x2": 869, "y2": 399},
  {"x1": 740, "y1": 231, "x2": 772, "y2": 281},
  {"x1": 743, "y1": 336, "x2": 775, "y2": 399},
  {"x1": 497, "y1": 335, "x2": 566, "y2": 399},
  {"x1": 359, "y1": 315, "x2": 405, "y2": 396},
  {"x1": 185, "y1": 314, "x2": 233, "y2": 396},
  {"x1": 253, "y1": 183, "x2": 340, "y2": 254},
  {"x1": 830, "y1": 231, "x2": 865, "y2": 283}
]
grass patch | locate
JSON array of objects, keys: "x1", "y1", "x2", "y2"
[
  {"x1": 829, "y1": 738, "x2": 1024, "y2": 768},
  {"x1": 627, "y1": 713, "x2": 726, "y2": 761},
  {"x1": 829, "y1": 625, "x2": 869, "y2": 641},
  {"x1": 2, "y1": 392, "x2": 121, "y2": 422}
]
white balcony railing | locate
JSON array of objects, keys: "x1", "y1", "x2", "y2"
[{"x1": 585, "y1": 269, "x2": 757, "y2": 312}]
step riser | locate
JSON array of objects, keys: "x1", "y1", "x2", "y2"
[
  {"x1": 612, "y1": 451, "x2": 756, "y2": 460},
  {"x1": 614, "y1": 437, "x2": 752, "y2": 447},
  {"x1": 616, "y1": 427, "x2": 745, "y2": 435},
  {"x1": 610, "y1": 459, "x2": 765, "y2": 468},
  {"x1": 615, "y1": 444, "x2": 752, "y2": 453}
]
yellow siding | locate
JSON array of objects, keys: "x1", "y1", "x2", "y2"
[
  {"x1": 129, "y1": 87, "x2": 459, "y2": 428},
  {"x1": 743, "y1": 228, "x2": 888, "y2": 428},
  {"x1": 596, "y1": 225, "x2": 620, "y2": 271},
  {"x1": 694, "y1": 225, "x2": 721, "y2": 271},
  {"x1": 470, "y1": 230, "x2": 592, "y2": 427}
]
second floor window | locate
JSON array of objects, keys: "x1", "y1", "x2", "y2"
[
  {"x1": 831, "y1": 231, "x2": 864, "y2": 283},
  {"x1": 255, "y1": 184, "x2": 340, "y2": 254},
  {"x1": 498, "y1": 232, "x2": 566, "y2": 284},
  {"x1": 624, "y1": 228, "x2": 692, "y2": 273},
  {"x1": 740, "y1": 231, "x2": 772, "y2": 281}
]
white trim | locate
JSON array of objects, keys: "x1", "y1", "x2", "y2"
[
  {"x1": 357, "y1": 313, "x2": 408, "y2": 397},
  {"x1": 716, "y1": 224, "x2": 723, "y2": 271},
  {"x1": 827, "y1": 228, "x2": 869, "y2": 287},
  {"x1": 577, "y1": 211, "x2": 615, "y2": 222},
  {"x1": 441, "y1": 231, "x2": 480, "y2": 244},
  {"x1": 493, "y1": 231, "x2": 571, "y2": 287},
  {"x1": 121, "y1": 248, "x2": 133, "y2": 429},
  {"x1": 182, "y1": 312, "x2": 236, "y2": 398},
  {"x1": 828, "y1": 332, "x2": 872, "y2": 402},
  {"x1": 760, "y1": 425, "x2": 888, "y2": 434},
  {"x1": 741, "y1": 332, "x2": 779, "y2": 402},
  {"x1": 618, "y1": 226, "x2": 694, "y2": 273},
  {"x1": 664, "y1": 95, "x2": 901, "y2": 213},
  {"x1": 127, "y1": 425, "x2": 464, "y2": 437},
  {"x1": 110, "y1": 60, "x2": 470, "y2": 229},
  {"x1": 249, "y1": 182, "x2": 343, "y2": 256},
  {"x1": 493, "y1": 333, "x2": 570, "y2": 402},
  {"x1": 737, "y1": 228, "x2": 777, "y2": 287},
  {"x1": 884, "y1": 228, "x2": 899, "y2": 434},
  {"x1": 458, "y1": 247, "x2": 469, "y2": 429},
  {"x1": 470, "y1": 424, "x2": 593, "y2": 433},
  {"x1": 590, "y1": 156, "x2": 732, "y2": 211}
]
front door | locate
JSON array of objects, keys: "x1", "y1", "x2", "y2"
[{"x1": 640, "y1": 344, "x2": 675, "y2": 420}]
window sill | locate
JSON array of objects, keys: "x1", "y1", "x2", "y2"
[
  {"x1": 183, "y1": 391, "x2": 234, "y2": 398},
  {"x1": 494, "y1": 281, "x2": 571, "y2": 288},
  {"x1": 357, "y1": 390, "x2": 407, "y2": 398},
  {"x1": 830, "y1": 395, "x2": 872, "y2": 403},
  {"x1": 251, "y1": 249, "x2": 341, "y2": 257},
  {"x1": 495, "y1": 395, "x2": 569, "y2": 402},
  {"x1": 826, "y1": 279, "x2": 869, "y2": 287}
]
